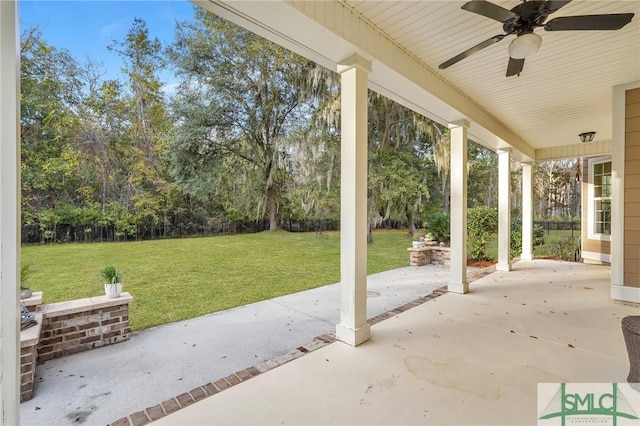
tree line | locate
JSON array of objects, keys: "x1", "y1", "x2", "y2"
[{"x1": 20, "y1": 7, "x2": 580, "y2": 244}]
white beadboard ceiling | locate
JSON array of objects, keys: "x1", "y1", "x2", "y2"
[
  {"x1": 204, "y1": 0, "x2": 639, "y2": 158},
  {"x1": 344, "y1": 0, "x2": 639, "y2": 152}
]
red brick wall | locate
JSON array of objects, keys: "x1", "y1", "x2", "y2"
[
  {"x1": 37, "y1": 303, "x2": 131, "y2": 363},
  {"x1": 19, "y1": 294, "x2": 133, "y2": 402},
  {"x1": 20, "y1": 344, "x2": 38, "y2": 402}
]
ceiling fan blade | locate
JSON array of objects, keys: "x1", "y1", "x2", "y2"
[
  {"x1": 439, "y1": 34, "x2": 506, "y2": 69},
  {"x1": 506, "y1": 57, "x2": 525, "y2": 77},
  {"x1": 461, "y1": 1, "x2": 517, "y2": 23},
  {"x1": 542, "y1": 1, "x2": 572, "y2": 14},
  {"x1": 545, "y1": 13, "x2": 634, "y2": 31}
]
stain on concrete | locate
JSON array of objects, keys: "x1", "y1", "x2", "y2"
[
  {"x1": 403, "y1": 356, "x2": 502, "y2": 401},
  {"x1": 66, "y1": 407, "x2": 95, "y2": 424}
]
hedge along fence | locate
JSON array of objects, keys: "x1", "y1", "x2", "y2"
[
  {"x1": 21, "y1": 219, "x2": 341, "y2": 244},
  {"x1": 21, "y1": 221, "x2": 270, "y2": 244}
]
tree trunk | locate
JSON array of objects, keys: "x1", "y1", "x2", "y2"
[
  {"x1": 442, "y1": 174, "x2": 451, "y2": 214},
  {"x1": 267, "y1": 185, "x2": 279, "y2": 231},
  {"x1": 406, "y1": 204, "x2": 416, "y2": 235}
]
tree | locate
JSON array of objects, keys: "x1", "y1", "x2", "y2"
[
  {"x1": 20, "y1": 21, "x2": 199, "y2": 243},
  {"x1": 78, "y1": 79, "x2": 131, "y2": 213},
  {"x1": 282, "y1": 65, "x2": 342, "y2": 228},
  {"x1": 366, "y1": 92, "x2": 444, "y2": 239},
  {"x1": 108, "y1": 18, "x2": 173, "y2": 236},
  {"x1": 19, "y1": 12, "x2": 516, "y2": 243},
  {"x1": 467, "y1": 142, "x2": 498, "y2": 208},
  {"x1": 168, "y1": 10, "x2": 323, "y2": 230},
  {"x1": 534, "y1": 159, "x2": 581, "y2": 219},
  {"x1": 20, "y1": 27, "x2": 84, "y2": 225},
  {"x1": 284, "y1": 130, "x2": 341, "y2": 226}
]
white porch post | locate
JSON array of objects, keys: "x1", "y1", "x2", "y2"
[
  {"x1": 521, "y1": 162, "x2": 534, "y2": 260},
  {"x1": 496, "y1": 149, "x2": 512, "y2": 271},
  {"x1": 0, "y1": 0, "x2": 21, "y2": 424},
  {"x1": 448, "y1": 120, "x2": 469, "y2": 294},
  {"x1": 335, "y1": 54, "x2": 371, "y2": 346}
]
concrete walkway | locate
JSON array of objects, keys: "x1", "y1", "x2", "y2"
[
  {"x1": 153, "y1": 260, "x2": 640, "y2": 426},
  {"x1": 20, "y1": 265, "x2": 487, "y2": 426}
]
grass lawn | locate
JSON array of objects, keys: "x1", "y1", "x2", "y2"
[
  {"x1": 21, "y1": 229, "x2": 411, "y2": 331},
  {"x1": 536, "y1": 228, "x2": 581, "y2": 241}
]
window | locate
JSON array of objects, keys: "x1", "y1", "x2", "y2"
[{"x1": 589, "y1": 159, "x2": 611, "y2": 239}]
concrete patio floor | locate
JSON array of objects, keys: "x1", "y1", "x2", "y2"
[
  {"x1": 153, "y1": 260, "x2": 640, "y2": 425},
  {"x1": 23, "y1": 264, "x2": 491, "y2": 426}
]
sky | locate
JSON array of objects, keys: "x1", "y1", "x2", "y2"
[{"x1": 20, "y1": 0, "x2": 196, "y2": 84}]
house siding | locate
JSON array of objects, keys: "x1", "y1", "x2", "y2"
[
  {"x1": 583, "y1": 239, "x2": 610, "y2": 256},
  {"x1": 625, "y1": 87, "x2": 640, "y2": 287}
]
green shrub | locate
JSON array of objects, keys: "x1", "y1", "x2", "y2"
[
  {"x1": 510, "y1": 220, "x2": 546, "y2": 258},
  {"x1": 550, "y1": 237, "x2": 579, "y2": 260},
  {"x1": 425, "y1": 210, "x2": 450, "y2": 243},
  {"x1": 467, "y1": 206, "x2": 497, "y2": 260},
  {"x1": 533, "y1": 223, "x2": 546, "y2": 247},
  {"x1": 536, "y1": 236, "x2": 580, "y2": 261},
  {"x1": 470, "y1": 234, "x2": 490, "y2": 261},
  {"x1": 511, "y1": 219, "x2": 522, "y2": 259}
]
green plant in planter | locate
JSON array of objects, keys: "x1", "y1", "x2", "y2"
[
  {"x1": 20, "y1": 262, "x2": 32, "y2": 299},
  {"x1": 99, "y1": 265, "x2": 123, "y2": 284},
  {"x1": 100, "y1": 265, "x2": 124, "y2": 298}
]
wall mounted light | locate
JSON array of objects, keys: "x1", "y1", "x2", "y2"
[{"x1": 579, "y1": 132, "x2": 596, "y2": 143}]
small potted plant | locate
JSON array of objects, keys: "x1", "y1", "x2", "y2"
[
  {"x1": 100, "y1": 265, "x2": 123, "y2": 298},
  {"x1": 20, "y1": 262, "x2": 32, "y2": 299},
  {"x1": 412, "y1": 229, "x2": 426, "y2": 248}
]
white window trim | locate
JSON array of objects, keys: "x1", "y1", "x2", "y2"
[{"x1": 587, "y1": 156, "x2": 611, "y2": 242}]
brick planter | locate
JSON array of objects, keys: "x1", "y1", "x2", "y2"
[
  {"x1": 37, "y1": 293, "x2": 133, "y2": 362},
  {"x1": 22, "y1": 291, "x2": 42, "y2": 312},
  {"x1": 407, "y1": 246, "x2": 451, "y2": 266},
  {"x1": 19, "y1": 293, "x2": 133, "y2": 402},
  {"x1": 20, "y1": 312, "x2": 43, "y2": 402}
]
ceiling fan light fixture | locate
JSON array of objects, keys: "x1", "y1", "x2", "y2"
[
  {"x1": 579, "y1": 132, "x2": 596, "y2": 143},
  {"x1": 508, "y1": 33, "x2": 542, "y2": 59}
]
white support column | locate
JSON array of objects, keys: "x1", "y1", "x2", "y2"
[
  {"x1": 521, "y1": 162, "x2": 534, "y2": 260},
  {"x1": 0, "y1": 1, "x2": 21, "y2": 424},
  {"x1": 448, "y1": 120, "x2": 469, "y2": 294},
  {"x1": 611, "y1": 84, "x2": 626, "y2": 290},
  {"x1": 497, "y1": 149, "x2": 512, "y2": 271},
  {"x1": 335, "y1": 54, "x2": 371, "y2": 346}
]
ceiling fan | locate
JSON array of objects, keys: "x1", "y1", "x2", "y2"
[{"x1": 438, "y1": 0, "x2": 635, "y2": 77}]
